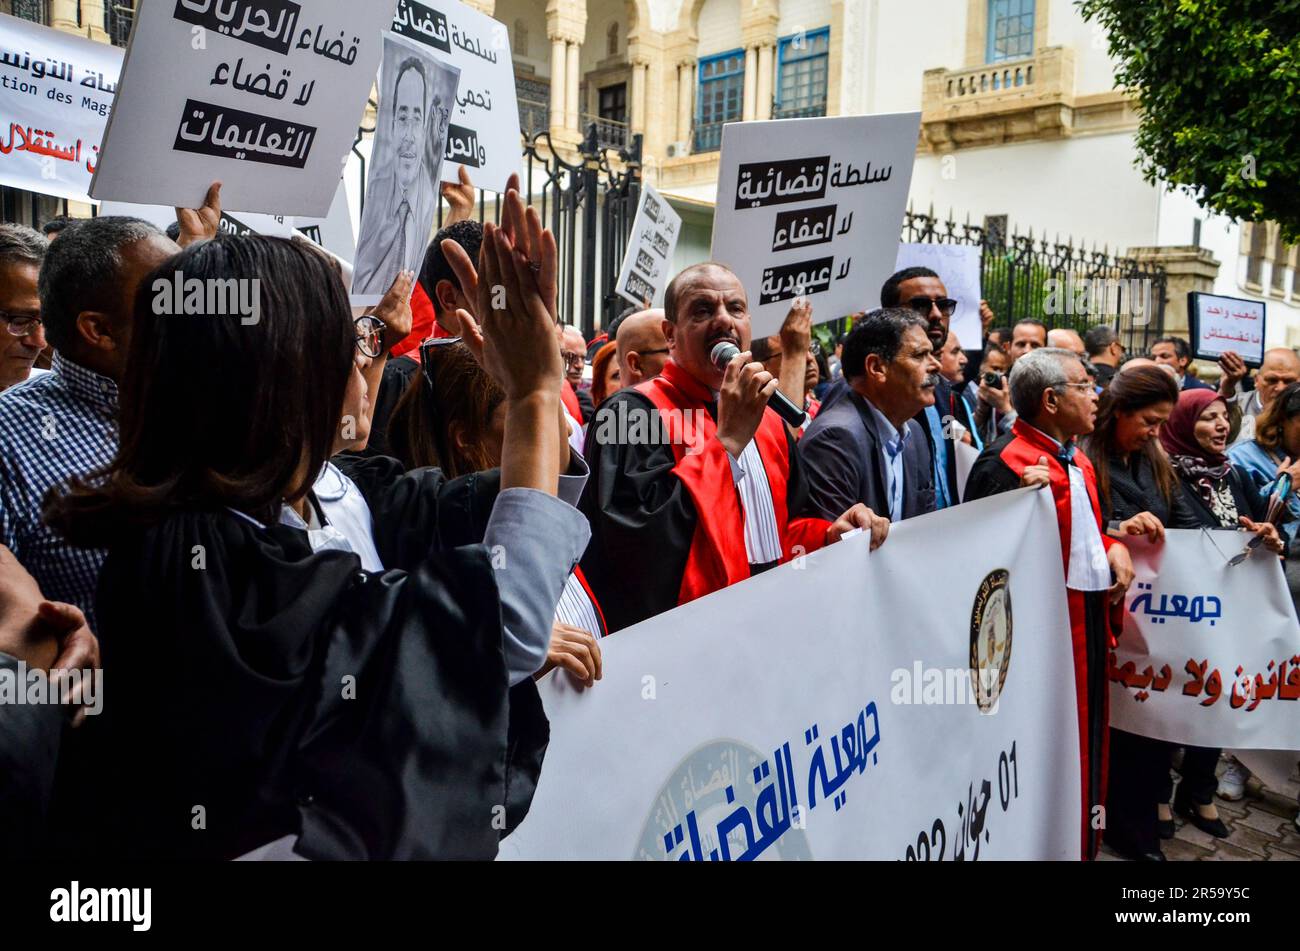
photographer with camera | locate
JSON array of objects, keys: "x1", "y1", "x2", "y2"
[{"x1": 969, "y1": 344, "x2": 1016, "y2": 445}]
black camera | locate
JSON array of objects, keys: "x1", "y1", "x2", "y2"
[{"x1": 983, "y1": 372, "x2": 1003, "y2": 390}]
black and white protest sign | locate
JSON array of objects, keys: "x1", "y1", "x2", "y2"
[
  {"x1": 90, "y1": 0, "x2": 399, "y2": 216},
  {"x1": 351, "y1": 32, "x2": 458, "y2": 304},
  {"x1": 614, "y1": 184, "x2": 681, "y2": 308},
  {"x1": 711, "y1": 113, "x2": 920, "y2": 338},
  {"x1": 390, "y1": 0, "x2": 521, "y2": 190},
  {"x1": 0, "y1": 13, "x2": 121, "y2": 203}
]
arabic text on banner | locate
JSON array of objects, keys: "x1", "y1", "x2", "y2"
[
  {"x1": 614, "y1": 184, "x2": 682, "y2": 309},
  {"x1": 0, "y1": 13, "x2": 122, "y2": 203},
  {"x1": 500, "y1": 488, "x2": 1081, "y2": 860},
  {"x1": 710, "y1": 112, "x2": 920, "y2": 340},
  {"x1": 1109, "y1": 529, "x2": 1300, "y2": 750},
  {"x1": 390, "y1": 0, "x2": 522, "y2": 189},
  {"x1": 90, "y1": 0, "x2": 399, "y2": 216}
]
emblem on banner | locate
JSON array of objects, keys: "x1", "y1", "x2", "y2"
[{"x1": 970, "y1": 569, "x2": 1013, "y2": 713}]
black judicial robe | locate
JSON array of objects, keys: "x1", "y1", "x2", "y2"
[
  {"x1": 579, "y1": 383, "x2": 823, "y2": 635},
  {"x1": 57, "y1": 463, "x2": 546, "y2": 860}
]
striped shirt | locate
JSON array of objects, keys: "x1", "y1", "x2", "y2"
[
  {"x1": 0, "y1": 353, "x2": 118, "y2": 629},
  {"x1": 730, "y1": 438, "x2": 783, "y2": 565},
  {"x1": 555, "y1": 571, "x2": 603, "y2": 637}
]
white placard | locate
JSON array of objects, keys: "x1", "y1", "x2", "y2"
[
  {"x1": 1109, "y1": 529, "x2": 1300, "y2": 750},
  {"x1": 390, "y1": 0, "x2": 522, "y2": 190},
  {"x1": 0, "y1": 13, "x2": 121, "y2": 203},
  {"x1": 350, "y1": 32, "x2": 458, "y2": 303},
  {"x1": 896, "y1": 242, "x2": 983, "y2": 350},
  {"x1": 711, "y1": 113, "x2": 920, "y2": 339},
  {"x1": 955, "y1": 437, "x2": 980, "y2": 501},
  {"x1": 99, "y1": 199, "x2": 295, "y2": 237},
  {"x1": 294, "y1": 178, "x2": 356, "y2": 262},
  {"x1": 614, "y1": 184, "x2": 682, "y2": 309},
  {"x1": 90, "y1": 0, "x2": 398, "y2": 216},
  {"x1": 501, "y1": 489, "x2": 1081, "y2": 860},
  {"x1": 1189, "y1": 292, "x2": 1266, "y2": 366}
]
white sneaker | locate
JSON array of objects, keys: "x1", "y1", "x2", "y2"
[{"x1": 1217, "y1": 760, "x2": 1249, "y2": 801}]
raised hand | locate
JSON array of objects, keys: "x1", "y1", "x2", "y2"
[
  {"x1": 175, "y1": 181, "x2": 222, "y2": 247},
  {"x1": 441, "y1": 165, "x2": 476, "y2": 226},
  {"x1": 367, "y1": 269, "x2": 415, "y2": 353}
]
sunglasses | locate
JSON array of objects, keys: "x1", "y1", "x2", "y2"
[
  {"x1": 905, "y1": 296, "x2": 958, "y2": 318},
  {"x1": 0, "y1": 311, "x2": 42, "y2": 338},
  {"x1": 354, "y1": 316, "x2": 385, "y2": 358}
]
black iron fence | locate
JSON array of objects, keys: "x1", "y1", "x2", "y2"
[
  {"x1": 898, "y1": 207, "x2": 1167, "y2": 354},
  {"x1": 4, "y1": 0, "x2": 48, "y2": 23}
]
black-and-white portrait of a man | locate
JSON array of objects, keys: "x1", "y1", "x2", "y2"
[{"x1": 352, "y1": 34, "x2": 459, "y2": 302}]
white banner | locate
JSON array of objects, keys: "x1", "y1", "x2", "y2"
[
  {"x1": 710, "y1": 112, "x2": 919, "y2": 339},
  {"x1": 1109, "y1": 529, "x2": 1300, "y2": 750},
  {"x1": 90, "y1": 0, "x2": 398, "y2": 216},
  {"x1": 955, "y1": 437, "x2": 980, "y2": 501},
  {"x1": 390, "y1": 0, "x2": 522, "y2": 190},
  {"x1": 896, "y1": 242, "x2": 982, "y2": 349},
  {"x1": 0, "y1": 14, "x2": 121, "y2": 203},
  {"x1": 501, "y1": 488, "x2": 1081, "y2": 860},
  {"x1": 614, "y1": 184, "x2": 681, "y2": 309}
]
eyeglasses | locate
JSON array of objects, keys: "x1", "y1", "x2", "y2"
[
  {"x1": 560, "y1": 350, "x2": 585, "y2": 369},
  {"x1": 1053, "y1": 381, "x2": 1095, "y2": 393},
  {"x1": 905, "y1": 296, "x2": 958, "y2": 318},
  {"x1": 354, "y1": 315, "x2": 385, "y2": 358},
  {"x1": 0, "y1": 311, "x2": 42, "y2": 338},
  {"x1": 635, "y1": 348, "x2": 670, "y2": 357}
]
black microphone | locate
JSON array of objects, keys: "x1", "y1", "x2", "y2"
[{"x1": 710, "y1": 340, "x2": 807, "y2": 428}]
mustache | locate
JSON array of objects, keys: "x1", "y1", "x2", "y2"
[
  {"x1": 708, "y1": 332, "x2": 741, "y2": 348},
  {"x1": 922, "y1": 373, "x2": 941, "y2": 388}
]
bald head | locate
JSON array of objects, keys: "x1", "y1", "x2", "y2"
[
  {"x1": 1256, "y1": 347, "x2": 1300, "y2": 408},
  {"x1": 616, "y1": 308, "x2": 669, "y2": 386},
  {"x1": 1047, "y1": 328, "x2": 1085, "y2": 356}
]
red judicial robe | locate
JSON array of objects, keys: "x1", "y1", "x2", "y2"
[
  {"x1": 578, "y1": 358, "x2": 831, "y2": 633},
  {"x1": 963, "y1": 420, "x2": 1122, "y2": 860}
]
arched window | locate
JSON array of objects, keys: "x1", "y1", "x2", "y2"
[{"x1": 607, "y1": 22, "x2": 619, "y2": 56}]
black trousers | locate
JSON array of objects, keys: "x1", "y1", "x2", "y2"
[{"x1": 1106, "y1": 729, "x2": 1221, "y2": 853}]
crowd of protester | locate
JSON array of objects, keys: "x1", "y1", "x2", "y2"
[{"x1": 1, "y1": 175, "x2": 1297, "y2": 862}]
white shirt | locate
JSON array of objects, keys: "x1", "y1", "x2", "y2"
[
  {"x1": 726, "y1": 438, "x2": 784, "y2": 565},
  {"x1": 1021, "y1": 424, "x2": 1111, "y2": 592}
]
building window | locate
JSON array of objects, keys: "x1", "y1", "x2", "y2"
[
  {"x1": 599, "y1": 83, "x2": 627, "y2": 125},
  {"x1": 607, "y1": 22, "x2": 619, "y2": 57},
  {"x1": 986, "y1": 0, "x2": 1034, "y2": 63},
  {"x1": 516, "y1": 75, "x2": 549, "y2": 136},
  {"x1": 774, "y1": 27, "x2": 829, "y2": 119},
  {"x1": 106, "y1": 1, "x2": 135, "y2": 47},
  {"x1": 514, "y1": 19, "x2": 528, "y2": 57},
  {"x1": 694, "y1": 49, "x2": 745, "y2": 153},
  {"x1": 3, "y1": 0, "x2": 48, "y2": 23},
  {"x1": 1245, "y1": 222, "x2": 1266, "y2": 287},
  {"x1": 1272, "y1": 232, "x2": 1289, "y2": 292}
]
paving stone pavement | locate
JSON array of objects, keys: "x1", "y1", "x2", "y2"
[{"x1": 1099, "y1": 755, "x2": 1300, "y2": 861}]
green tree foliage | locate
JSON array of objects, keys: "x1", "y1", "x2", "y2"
[{"x1": 1078, "y1": 0, "x2": 1300, "y2": 242}]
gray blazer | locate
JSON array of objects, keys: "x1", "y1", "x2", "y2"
[{"x1": 798, "y1": 387, "x2": 936, "y2": 521}]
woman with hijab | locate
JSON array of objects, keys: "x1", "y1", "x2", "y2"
[
  {"x1": 1156, "y1": 388, "x2": 1282, "y2": 842},
  {"x1": 43, "y1": 198, "x2": 586, "y2": 860}
]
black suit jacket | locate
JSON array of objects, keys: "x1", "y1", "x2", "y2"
[{"x1": 798, "y1": 387, "x2": 935, "y2": 521}]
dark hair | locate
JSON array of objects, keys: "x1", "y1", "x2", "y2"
[
  {"x1": 1254, "y1": 381, "x2": 1300, "y2": 452},
  {"x1": 880, "y1": 266, "x2": 939, "y2": 307},
  {"x1": 40, "y1": 215, "x2": 75, "y2": 237},
  {"x1": 37, "y1": 216, "x2": 162, "y2": 353},
  {"x1": 165, "y1": 221, "x2": 182, "y2": 242},
  {"x1": 393, "y1": 57, "x2": 429, "y2": 116},
  {"x1": 1083, "y1": 364, "x2": 1180, "y2": 510},
  {"x1": 1013, "y1": 318, "x2": 1047, "y2": 338},
  {"x1": 1153, "y1": 336, "x2": 1191, "y2": 362},
  {"x1": 388, "y1": 340, "x2": 504, "y2": 477},
  {"x1": 663, "y1": 261, "x2": 735, "y2": 323},
  {"x1": 44, "y1": 235, "x2": 353, "y2": 544},
  {"x1": 0, "y1": 223, "x2": 47, "y2": 269},
  {"x1": 841, "y1": 307, "x2": 928, "y2": 379},
  {"x1": 1084, "y1": 323, "x2": 1119, "y2": 357},
  {"x1": 419, "y1": 219, "x2": 483, "y2": 317},
  {"x1": 987, "y1": 325, "x2": 1010, "y2": 341}
]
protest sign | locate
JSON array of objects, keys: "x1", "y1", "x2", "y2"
[
  {"x1": 614, "y1": 184, "x2": 681, "y2": 309},
  {"x1": 295, "y1": 179, "x2": 356, "y2": 262},
  {"x1": 896, "y1": 242, "x2": 982, "y2": 349},
  {"x1": 99, "y1": 199, "x2": 295, "y2": 237},
  {"x1": 390, "y1": 0, "x2": 522, "y2": 190},
  {"x1": 0, "y1": 13, "x2": 121, "y2": 203},
  {"x1": 90, "y1": 0, "x2": 398, "y2": 216},
  {"x1": 1188, "y1": 292, "x2": 1266, "y2": 367},
  {"x1": 501, "y1": 488, "x2": 1081, "y2": 860},
  {"x1": 955, "y1": 438, "x2": 980, "y2": 501},
  {"x1": 1109, "y1": 529, "x2": 1300, "y2": 750},
  {"x1": 351, "y1": 32, "x2": 458, "y2": 304},
  {"x1": 710, "y1": 112, "x2": 920, "y2": 339}
]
